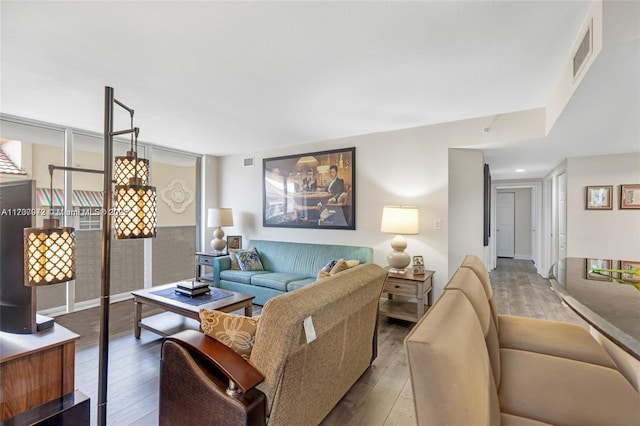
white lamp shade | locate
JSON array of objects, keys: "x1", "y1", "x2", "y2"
[
  {"x1": 381, "y1": 206, "x2": 419, "y2": 235},
  {"x1": 207, "y1": 208, "x2": 234, "y2": 227}
]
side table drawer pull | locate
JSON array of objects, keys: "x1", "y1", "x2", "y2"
[
  {"x1": 198, "y1": 256, "x2": 214, "y2": 266},
  {"x1": 384, "y1": 280, "x2": 418, "y2": 296}
]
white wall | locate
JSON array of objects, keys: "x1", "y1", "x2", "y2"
[
  {"x1": 448, "y1": 149, "x2": 487, "y2": 284},
  {"x1": 566, "y1": 153, "x2": 640, "y2": 259},
  {"x1": 218, "y1": 128, "x2": 450, "y2": 295},
  {"x1": 216, "y1": 109, "x2": 544, "y2": 299}
]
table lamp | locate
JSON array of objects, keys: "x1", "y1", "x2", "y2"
[
  {"x1": 207, "y1": 208, "x2": 234, "y2": 252},
  {"x1": 381, "y1": 206, "x2": 419, "y2": 273}
]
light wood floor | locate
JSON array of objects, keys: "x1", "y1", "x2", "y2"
[{"x1": 55, "y1": 258, "x2": 586, "y2": 426}]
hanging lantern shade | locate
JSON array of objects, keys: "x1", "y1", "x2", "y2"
[
  {"x1": 114, "y1": 152, "x2": 149, "y2": 185},
  {"x1": 24, "y1": 219, "x2": 76, "y2": 286},
  {"x1": 114, "y1": 183, "x2": 157, "y2": 239}
]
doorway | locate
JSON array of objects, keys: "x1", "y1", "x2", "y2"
[
  {"x1": 496, "y1": 192, "x2": 515, "y2": 257},
  {"x1": 558, "y1": 173, "x2": 567, "y2": 261}
]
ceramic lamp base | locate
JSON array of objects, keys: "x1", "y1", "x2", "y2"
[
  {"x1": 387, "y1": 234, "x2": 411, "y2": 273},
  {"x1": 211, "y1": 227, "x2": 227, "y2": 252}
]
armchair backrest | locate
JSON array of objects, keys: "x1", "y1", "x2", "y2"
[
  {"x1": 405, "y1": 290, "x2": 501, "y2": 426},
  {"x1": 444, "y1": 267, "x2": 501, "y2": 386},
  {"x1": 249, "y1": 263, "x2": 387, "y2": 425},
  {"x1": 461, "y1": 254, "x2": 499, "y2": 328}
]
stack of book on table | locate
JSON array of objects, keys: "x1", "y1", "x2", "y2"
[{"x1": 175, "y1": 280, "x2": 210, "y2": 297}]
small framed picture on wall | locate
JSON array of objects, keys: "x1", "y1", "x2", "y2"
[
  {"x1": 620, "y1": 184, "x2": 640, "y2": 209},
  {"x1": 585, "y1": 186, "x2": 613, "y2": 210}
]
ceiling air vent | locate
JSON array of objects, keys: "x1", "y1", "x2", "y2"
[
  {"x1": 243, "y1": 157, "x2": 255, "y2": 167},
  {"x1": 573, "y1": 23, "x2": 592, "y2": 79}
]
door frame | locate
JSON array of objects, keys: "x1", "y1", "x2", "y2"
[
  {"x1": 496, "y1": 191, "x2": 516, "y2": 258},
  {"x1": 490, "y1": 181, "x2": 542, "y2": 274}
]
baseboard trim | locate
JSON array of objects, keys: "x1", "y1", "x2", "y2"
[
  {"x1": 38, "y1": 292, "x2": 134, "y2": 318},
  {"x1": 514, "y1": 254, "x2": 532, "y2": 261}
]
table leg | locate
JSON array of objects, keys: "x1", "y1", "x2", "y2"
[
  {"x1": 417, "y1": 296, "x2": 425, "y2": 319},
  {"x1": 134, "y1": 300, "x2": 142, "y2": 339},
  {"x1": 245, "y1": 304, "x2": 253, "y2": 317}
]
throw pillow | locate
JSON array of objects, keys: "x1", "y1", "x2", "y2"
[
  {"x1": 330, "y1": 259, "x2": 360, "y2": 275},
  {"x1": 345, "y1": 259, "x2": 360, "y2": 268},
  {"x1": 317, "y1": 259, "x2": 338, "y2": 281},
  {"x1": 199, "y1": 309, "x2": 260, "y2": 360},
  {"x1": 228, "y1": 249, "x2": 241, "y2": 270},
  {"x1": 236, "y1": 247, "x2": 264, "y2": 271}
]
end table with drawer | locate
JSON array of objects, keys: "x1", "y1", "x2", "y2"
[
  {"x1": 380, "y1": 268, "x2": 434, "y2": 322},
  {"x1": 195, "y1": 251, "x2": 227, "y2": 283}
]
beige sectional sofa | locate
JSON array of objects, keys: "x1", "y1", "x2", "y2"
[
  {"x1": 405, "y1": 256, "x2": 640, "y2": 425},
  {"x1": 460, "y1": 255, "x2": 617, "y2": 369},
  {"x1": 159, "y1": 263, "x2": 388, "y2": 425}
]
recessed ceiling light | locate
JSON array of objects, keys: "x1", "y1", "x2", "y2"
[{"x1": 515, "y1": 169, "x2": 526, "y2": 173}]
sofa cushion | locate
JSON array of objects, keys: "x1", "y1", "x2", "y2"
[
  {"x1": 286, "y1": 277, "x2": 316, "y2": 292},
  {"x1": 498, "y1": 314, "x2": 617, "y2": 369},
  {"x1": 236, "y1": 248, "x2": 264, "y2": 271},
  {"x1": 199, "y1": 309, "x2": 260, "y2": 360},
  {"x1": 251, "y1": 272, "x2": 310, "y2": 292},
  {"x1": 220, "y1": 269, "x2": 270, "y2": 285},
  {"x1": 499, "y1": 348, "x2": 640, "y2": 425}
]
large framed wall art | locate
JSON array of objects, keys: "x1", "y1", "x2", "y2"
[{"x1": 263, "y1": 147, "x2": 355, "y2": 230}]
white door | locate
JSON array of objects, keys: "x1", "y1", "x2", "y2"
[
  {"x1": 497, "y1": 192, "x2": 515, "y2": 258},
  {"x1": 558, "y1": 173, "x2": 567, "y2": 260}
]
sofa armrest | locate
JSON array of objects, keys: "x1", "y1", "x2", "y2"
[
  {"x1": 164, "y1": 329, "x2": 264, "y2": 392},
  {"x1": 213, "y1": 255, "x2": 231, "y2": 284},
  {"x1": 160, "y1": 330, "x2": 266, "y2": 426}
]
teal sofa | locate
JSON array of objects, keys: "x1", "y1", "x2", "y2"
[{"x1": 212, "y1": 240, "x2": 374, "y2": 305}]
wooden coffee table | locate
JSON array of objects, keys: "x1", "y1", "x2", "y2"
[{"x1": 131, "y1": 282, "x2": 254, "y2": 338}]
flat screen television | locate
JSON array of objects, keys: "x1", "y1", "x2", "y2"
[{"x1": 0, "y1": 179, "x2": 38, "y2": 333}]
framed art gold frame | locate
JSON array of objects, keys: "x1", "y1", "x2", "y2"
[
  {"x1": 620, "y1": 260, "x2": 640, "y2": 283},
  {"x1": 620, "y1": 184, "x2": 640, "y2": 209},
  {"x1": 585, "y1": 185, "x2": 613, "y2": 210},
  {"x1": 585, "y1": 258, "x2": 614, "y2": 281}
]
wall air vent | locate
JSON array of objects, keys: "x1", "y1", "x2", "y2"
[
  {"x1": 573, "y1": 22, "x2": 592, "y2": 79},
  {"x1": 243, "y1": 157, "x2": 255, "y2": 167}
]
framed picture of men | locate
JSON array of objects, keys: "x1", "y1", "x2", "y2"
[{"x1": 263, "y1": 147, "x2": 355, "y2": 230}]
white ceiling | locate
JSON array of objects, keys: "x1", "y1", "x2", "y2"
[{"x1": 1, "y1": 1, "x2": 638, "y2": 180}]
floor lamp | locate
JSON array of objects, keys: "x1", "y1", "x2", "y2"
[
  {"x1": 98, "y1": 86, "x2": 157, "y2": 426},
  {"x1": 23, "y1": 86, "x2": 157, "y2": 426}
]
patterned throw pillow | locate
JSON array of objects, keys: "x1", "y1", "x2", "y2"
[
  {"x1": 199, "y1": 309, "x2": 260, "y2": 360},
  {"x1": 236, "y1": 247, "x2": 264, "y2": 271}
]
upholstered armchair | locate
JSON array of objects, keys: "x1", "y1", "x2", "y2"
[{"x1": 159, "y1": 263, "x2": 388, "y2": 426}]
